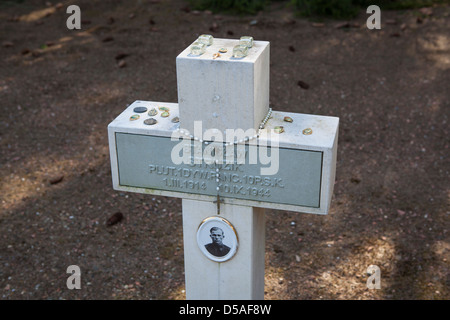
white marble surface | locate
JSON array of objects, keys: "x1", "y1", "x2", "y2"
[
  {"x1": 182, "y1": 199, "x2": 265, "y2": 300},
  {"x1": 108, "y1": 101, "x2": 338, "y2": 151},
  {"x1": 108, "y1": 37, "x2": 339, "y2": 301},
  {"x1": 176, "y1": 38, "x2": 270, "y2": 137}
]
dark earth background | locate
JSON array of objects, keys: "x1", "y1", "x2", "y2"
[{"x1": 0, "y1": 0, "x2": 449, "y2": 300}]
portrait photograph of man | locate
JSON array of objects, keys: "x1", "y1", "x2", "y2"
[
  {"x1": 204, "y1": 227, "x2": 231, "y2": 257},
  {"x1": 197, "y1": 217, "x2": 238, "y2": 262}
]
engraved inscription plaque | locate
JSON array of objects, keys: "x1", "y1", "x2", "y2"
[{"x1": 115, "y1": 133, "x2": 323, "y2": 208}]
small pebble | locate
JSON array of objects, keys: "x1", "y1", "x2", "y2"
[{"x1": 107, "y1": 212, "x2": 123, "y2": 226}]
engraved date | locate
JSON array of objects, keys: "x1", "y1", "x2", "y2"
[{"x1": 163, "y1": 178, "x2": 207, "y2": 190}]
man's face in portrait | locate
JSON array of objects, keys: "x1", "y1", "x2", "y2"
[{"x1": 210, "y1": 229, "x2": 224, "y2": 245}]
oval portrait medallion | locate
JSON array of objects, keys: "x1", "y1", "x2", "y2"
[{"x1": 196, "y1": 216, "x2": 238, "y2": 262}]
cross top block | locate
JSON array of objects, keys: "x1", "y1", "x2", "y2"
[
  {"x1": 178, "y1": 37, "x2": 267, "y2": 62},
  {"x1": 176, "y1": 38, "x2": 270, "y2": 136}
]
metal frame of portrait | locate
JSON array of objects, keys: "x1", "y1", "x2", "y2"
[{"x1": 196, "y1": 216, "x2": 238, "y2": 262}]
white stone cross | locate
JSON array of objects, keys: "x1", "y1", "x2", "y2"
[{"x1": 108, "y1": 37, "x2": 339, "y2": 299}]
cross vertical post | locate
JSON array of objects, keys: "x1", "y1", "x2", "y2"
[{"x1": 176, "y1": 38, "x2": 270, "y2": 300}]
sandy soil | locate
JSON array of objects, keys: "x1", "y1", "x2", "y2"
[{"x1": 0, "y1": 0, "x2": 449, "y2": 300}]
